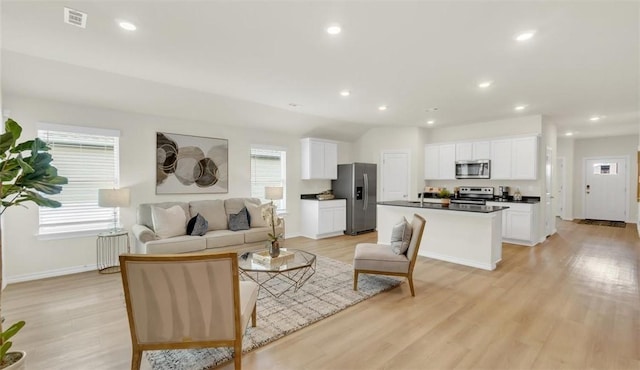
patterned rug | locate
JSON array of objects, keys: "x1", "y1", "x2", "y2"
[
  {"x1": 146, "y1": 255, "x2": 401, "y2": 369},
  {"x1": 577, "y1": 219, "x2": 626, "y2": 228}
]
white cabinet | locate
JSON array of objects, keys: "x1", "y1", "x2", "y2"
[
  {"x1": 456, "y1": 141, "x2": 491, "y2": 161},
  {"x1": 490, "y1": 139, "x2": 513, "y2": 179},
  {"x1": 511, "y1": 136, "x2": 538, "y2": 180},
  {"x1": 490, "y1": 136, "x2": 538, "y2": 180},
  {"x1": 486, "y1": 201, "x2": 539, "y2": 246},
  {"x1": 301, "y1": 138, "x2": 338, "y2": 179},
  {"x1": 301, "y1": 199, "x2": 346, "y2": 239},
  {"x1": 424, "y1": 144, "x2": 455, "y2": 180}
]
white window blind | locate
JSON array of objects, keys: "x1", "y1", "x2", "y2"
[
  {"x1": 250, "y1": 147, "x2": 286, "y2": 210},
  {"x1": 37, "y1": 127, "x2": 120, "y2": 235}
]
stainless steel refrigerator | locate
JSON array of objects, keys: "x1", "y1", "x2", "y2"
[{"x1": 331, "y1": 163, "x2": 377, "y2": 235}]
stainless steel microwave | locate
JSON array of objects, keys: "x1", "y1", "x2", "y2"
[{"x1": 455, "y1": 160, "x2": 490, "y2": 179}]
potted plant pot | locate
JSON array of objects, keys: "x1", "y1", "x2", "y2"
[{"x1": 2, "y1": 350, "x2": 26, "y2": 370}]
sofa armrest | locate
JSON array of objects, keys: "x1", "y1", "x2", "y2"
[{"x1": 132, "y1": 224, "x2": 157, "y2": 244}]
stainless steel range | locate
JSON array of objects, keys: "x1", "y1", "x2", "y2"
[{"x1": 451, "y1": 186, "x2": 494, "y2": 205}]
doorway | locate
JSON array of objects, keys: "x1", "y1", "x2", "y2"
[
  {"x1": 381, "y1": 150, "x2": 410, "y2": 202},
  {"x1": 545, "y1": 147, "x2": 555, "y2": 237},
  {"x1": 556, "y1": 156, "x2": 566, "y2": 218},
  {"x1": 583, "y1": 156, "x2": 628, "y2": 222}
]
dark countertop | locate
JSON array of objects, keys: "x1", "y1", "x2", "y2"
[
  {"x1": 378, "y1": 201, "x2": 508, "y2": 214},
  {"x1": 300, "y1": 194, "x2": 347, "y2": 201}
]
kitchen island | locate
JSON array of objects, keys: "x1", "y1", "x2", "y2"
[{"x1": 377, "y1": 201, "x2": 508, "y2": 270}]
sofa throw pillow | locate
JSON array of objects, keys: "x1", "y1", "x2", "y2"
[
  {"x1": 151, "y1": 205, "x2": 188, "y2": 239},
  {"x1": 244, "y1": 201, "x2": 270, "y2": 228},
  {"x1": 390, "y1": 217, "x2": 413, "y2": 255},
  {"x1": 186, "y1": 213, "x2": 209, "y2": 236},
  {"x1": 228, "y1": 207, "x2": 250, "y2": 231}
]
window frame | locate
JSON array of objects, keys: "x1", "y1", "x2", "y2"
[{"x1": 250, "y1": 145, "x2": 287, "y2": 211}]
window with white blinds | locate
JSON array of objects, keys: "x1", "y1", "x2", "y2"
[
  {"x1": 250, "y1": 147, "x2": 286, "y2": 210},
  {"x1": 37, "y1": 125, "x2": 120, "y2": 235}
]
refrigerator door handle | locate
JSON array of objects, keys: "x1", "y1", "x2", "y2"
[{"x1": 363, "y1": 173, "x2": 368, "y2": 210}]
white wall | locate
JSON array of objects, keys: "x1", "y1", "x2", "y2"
[
  {"x1": 2, "y1": 95, "x2": 346, "y2": 282},
  {"x1": 572, "y1": 135, "x2": 639, "y2": 222},
  {"x1": 426, "y1": 115, "x2": 542, "y2": 143}
]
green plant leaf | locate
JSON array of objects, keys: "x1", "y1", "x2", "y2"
[
  {"x1": 1, "y1": 321, "x2": 25, "y2": 343},
  {"x1": 0, "y1": 132, "x2": 15, "y2": 159},
  {"x1": 0, "y1": 340, "x2": 12, "y2": 361},
  {"x1": 16, "y1": 154, "x2": 34, "y2": 174}
]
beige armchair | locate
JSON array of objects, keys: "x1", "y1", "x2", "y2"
[
  {"x1": 353, "y1": 214, "x2": 426, "y2": 296},
  {"x1": 119, "y1": 252, "x2": 259, "y2": 370}
]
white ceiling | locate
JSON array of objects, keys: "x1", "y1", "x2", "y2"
[{"x1": 2, "y1": 1, "x2": 639, "y2": 141}]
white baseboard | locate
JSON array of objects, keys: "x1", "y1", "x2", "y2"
[{"x1": 6, "y1": 264, "x2": 97, "y2": 285}]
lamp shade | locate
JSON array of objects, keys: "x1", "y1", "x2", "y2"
[
  {"x1": 98, "y1": 188, "x2": 130, "y2": 208},
  {"x1": 265, "y1": 186, "x2": 283, "y2": 201}
]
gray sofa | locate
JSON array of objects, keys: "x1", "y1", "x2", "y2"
[{"x1": 132, "y1": 198, "x2": 284, "y2": 254}]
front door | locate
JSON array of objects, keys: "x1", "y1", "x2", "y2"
[
  {"x1": 584, "y1": 157, "x2": 627, "y2": 221},
  {"x1": 381, "y1": 150, "x2": 410, "y2": 201}
]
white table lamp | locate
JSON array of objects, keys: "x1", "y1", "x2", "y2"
[
  {"x1": 98, "y1": 188, "x2": 130, "y2": 232},
  {"x1": 265, "y1": 186, "x2": 283, "y2": 201}
]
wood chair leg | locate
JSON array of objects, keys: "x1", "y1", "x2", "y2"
[
  {"x1": 407, "y1": 275, "x2": 415, "y2": 297},
  {"x1": 353, "y1": 270, "x2": 359, "y2": 291},
  {"x1": 234, "y1": 341, "x2": 242, "y2": 370},
  {"x1": 251, "y1": 304, "x2": 257, "y2": 327},
  {"x1": 131, "y1": 349, "x2": 143, "y2": 370}
]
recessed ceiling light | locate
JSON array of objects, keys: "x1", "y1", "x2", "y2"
[
  {"x1": 589, "y1": 115, "x2": 606, "y2": 121},
  {"x1": 327, "y1": 25, "x2": 341, "y2": 35},
  {"x1": 427, "y1": 120, "x2": 435, "y2": 125},
  {"x1": 565, "y1": 132, "x2": 573, "y2": 136},
  {"x1": 378, "y1": 105, "x2": 387, "y2": 111},
  {"x1": 514, "y1": 105, "x2": 527, "y2": 111},
  {"x1": 515, "y1": 30, "x2": 536, "y2": 42},
  {"x1": 119, "y1": 21, "x2": 137, "y2": 31},
  {"x1": 478, "y1": 81, "x2": 493, "y2": 89},
  {"x1": 340, "y1": 90, "x2": 350, "y2": 97}
]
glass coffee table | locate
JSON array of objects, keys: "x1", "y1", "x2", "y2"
[{"x1": 238, "y1": 248, "x2": 316, "y2": 298}]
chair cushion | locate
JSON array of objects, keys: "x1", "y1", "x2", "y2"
[
  {"x1": 353, "y1": 243, "x2": 410, "y2": 274},
  {"x1": 189, "y1": 199, "x2": 227, "y2": 231},
  {"x1": 187, "y1": 213, "x2": 208, "y2": 236},
  {"x1": 151, "y1": 205, "x2": 188, "y2": 239},
  {"x1": 244, "y1": 201, "x2": 270, "y2": 227},
  {"x1": 390, "y1": 217, "x2": 413, "y2": 255},
  {"x1": 228, "y1": 207, "x2": 250, "y2": 231}
]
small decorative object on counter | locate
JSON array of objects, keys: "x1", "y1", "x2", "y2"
[
  {"x1": 513, "y1": 188, "x2": 523, "y2": 201},
  {"x1": 438, "y1": 188, "x2": 452, "y2": 207},
  {"x1": 316, "y1": 189, "x2": 335, "y2": 200}
]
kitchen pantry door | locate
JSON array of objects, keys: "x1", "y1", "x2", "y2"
[
  {"x1": 584, "y1": 157, "x2": 627, "y2": 222},
  {"x1": 381, "y1": 150, "x2": 410, "y2": 201}
]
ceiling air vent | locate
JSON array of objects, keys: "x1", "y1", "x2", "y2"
[{"x1": 64, "y1": 7, "x2": 87, "y2": 28}]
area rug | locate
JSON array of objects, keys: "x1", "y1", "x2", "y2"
[
  {"x1": 146, "y1": 255, "x2": 402, "y2": 370},
  {"x1": 577, "y1": 219, "x2": 626, "y2": 228}
]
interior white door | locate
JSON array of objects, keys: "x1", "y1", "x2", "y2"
[
  {"x1": 381, "y1": 150, "x2": 410, "y2": 201},
  {"x1": 556, "y1": 157, "x2": 565, "y2": 218},
  {"x1": 545, "y1": 147, "x2": 554, "y2": 236},
  {"x1": 584, "y1": 157, "x2": 627, "y2": 221}
]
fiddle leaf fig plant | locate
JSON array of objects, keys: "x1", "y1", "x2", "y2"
[{"x1": 0, "y1": 118, "x2": 68, "y2": 367}]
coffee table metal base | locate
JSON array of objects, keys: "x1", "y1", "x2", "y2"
[{"x1": 240, "y1": 260, "x2": 316, "y2": 298}]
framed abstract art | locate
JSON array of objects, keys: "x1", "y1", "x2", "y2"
[{"x1": 156, "y1": 132, "x2": 228, "y2": 194}]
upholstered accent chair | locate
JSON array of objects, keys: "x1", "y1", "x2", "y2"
[
  {"x1": 353, "y1": 214, "x2": 426, "y2": 296},
  {"x1": 119, "y1": 252, "x2": 259, "y2": 370}
]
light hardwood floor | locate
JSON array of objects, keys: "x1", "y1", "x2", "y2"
[{"x1": 4, "y1": 219, "x2": 639, "y2": 369}]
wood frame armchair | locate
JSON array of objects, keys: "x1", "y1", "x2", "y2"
[
  {"x1": 353, "y1": 214, "x2": 426, "y2": 296},
  {"x1": 119, "y1": 252, "x2": 259, "y2": 370}
]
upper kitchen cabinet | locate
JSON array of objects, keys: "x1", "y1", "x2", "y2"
[
  {"x1": 425, "y1": 143, "x2": 456, "y2": 180},
  {"x1": 301, "y1": 138, "x2": 338, "y2": 179},
  {"x1": 455, "y1": 141, "x2": 491, "y2": 161},
  {"x1": 511, "y1": 136, "x2": 538, "y2": 180},
  {"x1": 490, "y1": 136, "x2": 538, "y2": 180}
]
